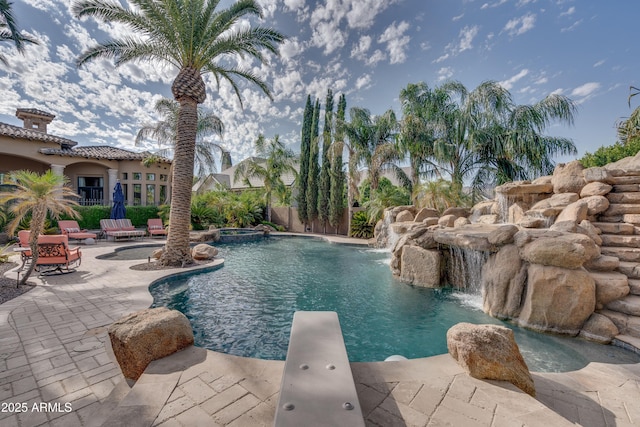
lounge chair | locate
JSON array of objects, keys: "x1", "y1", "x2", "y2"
[
  {"x1": 147, "y1": 218, "x2": 167, "y2": 238},
  {"x1": 58, "y1": 220, "x2": 97, "y2": 242},
  {"x1": 100, "y1": 219, "x2": 146, "y2": 241},
  {"x1": 35, "y1": 234, "x2": 81, "y2": 275},
  {"x1": 16, "y1": 230, "x2": 32, "y2": 270}
]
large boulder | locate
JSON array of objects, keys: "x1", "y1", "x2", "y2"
[
  {"x1": 395, "y1": 210, "x2": 415, "y2": 223},
  {"x1": 518, "y1": 265, "x2": 595, "y2": 335},
  {"x1": 516, "y1": 230, "x2": 599, "y2": 269},
  {"x1": 578, "y1": 313, "x2": 619, "y2": 344},
  {"x1": 414, "y1": 207, "x2": 439, "y2": 222},
  {"x1": 399, "y1": 246, "x2": 441, "y2": 288},
  {"x1": 481, "y1": 245, "x2": 526, "y2": 320},
  {"x1": 554, "y1": 200, "x2": 588, "y2": 224},
  {"x1": 581, "y1": 195, "x2": 610, "y2": 216},
  {"x1": 580, "y1": 182, "x2": 613, "y2": 197},
  {"x1": 192, "y1": 243, "x2": 218, "y2": 260},
  {"x1": 531, "y1": 192, "x2": 579, "y2": 210},
  {"x1": 552, "y1": 161, "x2": 586, "y2": 194},
  {"x1": 447, "y1": 323, "x2": 535, "y2": 397},
  {"x1": 590, "y1": 271, "x2": 629, "y2": 308},
  {"x1": 108, "y1": 307, "x2": 194, "y2": 381}
]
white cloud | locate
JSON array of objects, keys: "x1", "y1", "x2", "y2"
[
  {"x1": 438, "y1": 67, "x2": 454, "y2": 81},
  {"x1": 355, "y1": 74, "x2": 372, "y2": 90},
  {"x1": 378, "y1": 21, "x2": 411, "y2": 64},
  {"x1": 593, "y1": 60, "x2": 605, "y2": 67},
  {"x1": 366, "y1": 49, "x2": 386, "y2": 66},
  {"x1": 560, "y1": 7, "x2": 576, "y2": 17},
  {"x1": 561, "y1": 19, "x2": 583, "y2": 32},
  {"x1": 459, "y1": 25, "x2": 479, "y2": 52},
  {"x1": 481, "y1": 0, "x2": 508, "y2": 10},
  {"x1": 504, "y1": 13, "x2": 536, "y2": 36},
  {"x1": 571, "y1": 82, "x2": 600, "y2": 98},
  {"x1": 350, "y1": 36, "x2": 372, "y2": 61},
  {"x1": 499, "y1": 69, "x2": 529, "y2": 90},
  {"x1": 452, "y1": 13, "x2": 464, "y2": 22}
]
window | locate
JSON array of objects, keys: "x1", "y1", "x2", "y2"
[
  {"x1": 122, "y1": 184, "x2": 128, "y2": 204},
  {"x1": 133, "y1": 184, "x2": 142, "y2": 206},
  {"x1": 160, "y1": 174, "x2": 168, "y2": 182},
  {"x1": 122, "y1": 172, "x2": 128, "y2": 180},
  {"x1": 133, "y1": 172, "x2": 142, "y2": 180},
  {"x1": 146, "y1": 173, "x2": 155, "y2": 181},
  {"x1": 159, "y1": 185, "x2": 167, "y2": 203},
  {"x1": 77, "y1": 176, "x2": 104, "y2": 206},
  {"x1": 146, "y1": 184, "x2": 155, "y2": 205}
]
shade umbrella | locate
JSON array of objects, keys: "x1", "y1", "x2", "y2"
[{"x1": 110, "y1": 181, "x2": 126, "y2": 220}]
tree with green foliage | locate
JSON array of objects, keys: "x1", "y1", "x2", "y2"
[
  {"x1": 398, "y1": 82, "x2": 443, "y2": 202},
  {"x1": 0, "y1": 0, "x2": 38, "y2": 66},
  {"x1": 580, "y1": 138, "x2": 640, "y2": 168},
  {"x1": 234, "y1": 135, "x2": 297, "y2": 222},
  {"x1": 318, "y1": 89, "x2": 334, "y2": 231},
  {"x1": 329, "y1": 93, "x2": 346, "y2": 230},
  {"x1": 306, "y1": 98, "x2": 321, "y2": 223},
  {"x1": 343, "y1": 107, "x2": 406, "y2": 193},
  {"x1": 0, "y1": 170, "x2": 80, "y2": 286},
  {"x1": 135, "y1": 98, "x2": 225, "y2": 179},
  {"x1": 297, "y1": 95, "x2": 313, "y2": 226},
  {"x1": 73, "y1": 0, "x2": 284, "y2": 267},
  {"x1": 421, "y1": 80, "x2": 576, "y2": 197}
]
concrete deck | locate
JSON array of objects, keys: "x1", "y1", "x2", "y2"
[{"x1": 0, "y1": 234, "x2": 639, "y2": 426}]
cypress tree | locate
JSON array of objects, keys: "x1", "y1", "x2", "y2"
[
  {"x1": 297, "y1": 95, "x2": 312, "y2": 226},
  {"x1": 329, "y1": 93, "x2": 346, "y2": 230},
  {"x1": 318, "y1": 89, "x2": 334, "y2": 231},
  {"x1": 306, "y1": 98, "x2": 321, "y2": 223}
]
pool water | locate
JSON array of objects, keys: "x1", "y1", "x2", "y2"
[{"x1": 149, "y1": 237, "x2": 640, "y2": 372}]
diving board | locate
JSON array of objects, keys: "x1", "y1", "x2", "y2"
[{"x1": 274, "y1": 311, "x2": 365, "y2": 427}]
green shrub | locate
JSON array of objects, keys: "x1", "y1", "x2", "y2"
[
  {"x1": 579, "y1": 139, "x2": 640, "y2": 168},
  {"x1": 261, "y1": 220, "x2": 284, "y2": 231},
  {"x1": 57, "y1": 205, "x2": 159, "y2": 230},
  {"x1": 350, "y1": 211, "x2": 374, "y2": 239}
]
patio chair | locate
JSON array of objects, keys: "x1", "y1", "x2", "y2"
[
  {"x1": 58, "y1": 220, "x2": 97, "y2": 242},
  {"x1": 16, "y1": 230, "x2": 32, "y2": 270},
  {"x1": 35, "y1": 234, "x2": 81, "y2": 275},
  {"x1": 147, "y1": 218, "x2": 167, "y2": 238},
  {"x1": 100, "y1": 219, "x2": 145, "y2": 241}
]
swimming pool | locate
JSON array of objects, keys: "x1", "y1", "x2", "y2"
[{"x1": 149, "y1": 237, "x2": 640, "y2": 372}]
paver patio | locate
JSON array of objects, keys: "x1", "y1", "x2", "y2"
[{"x1": 1, "y1": 234, "x2": 639, "y2": 426}]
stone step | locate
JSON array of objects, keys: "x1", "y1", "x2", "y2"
[
  {"x1": 617, "y1": 261, "x2": 640, "y2": 279},
  {"x1": 600, "y1": 234, "x2": 640, "y2": 248},
  {"x1": 629, "y1": 279, "x2": 640, "y2": 296},
  {"x1": 599, "y1": 309, "x2": 640, "y2": 339},
  {"x1": 612, "y1": 334, "x2": 640, "y2": 355},
  {"x1": 607, "y1": 295, "x2": 640, "y2": 316},
  {"x1": 592, "y1": 222, "x2": 636, "y2": 235},
  {"x1": 605, "y1": 204, "x2": 640, "y2": 216},
  {"x1": 623, "y1": 214, "x2": 640, "y2": 225},
  {"x1": 610, "y1": 175, "x2": 640, "y2": 185},
  {"x1": 607, "y1": 192, "x2": 640, "y2": 204},
  {"x1": 601, "y1": 246, "x2": 640, "y2": 262},
  {"x1": 612, "y1": 184, "x2": 640, "y2": 193}
]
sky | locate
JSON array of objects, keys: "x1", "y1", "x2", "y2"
[{"x1": 1, "y1": 0, "x2": 639, "y2": 170}]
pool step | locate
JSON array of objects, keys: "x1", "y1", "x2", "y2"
[{"x1": 274, "y1": 311, "x2": 364, "y2": 427}]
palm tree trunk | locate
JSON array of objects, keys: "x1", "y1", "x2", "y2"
[
  {"x1": 20, "y1": 206, "x2": 46, "y2": 286},
  {"x1": 161, "y1": 98, "x2": 198, "y2": 266}
]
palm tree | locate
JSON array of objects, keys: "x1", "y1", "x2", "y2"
[
  {"x1": 233, "y1": 134, "x2": 297, "y2": 222},
  {"x1": 419, "y1": 80, "x2": 576, "y2": 199},
  {"x1": 73, "y1": 0, "x2": 285, "y2": 266},
  {"x1": 398, "y1": 82, "x2": 445, "y2": 203},
  {"x1": 0, "y1": 170, "x2": 80, "y2": 286},
  {"x1": 136, "y1": 97, "x2": 225, "y2": 179},
  {"x1": 0, "y1": 0, "x2": 38, "y2": 65},
  {"x1": 343, "y1": 107, "x2": 407, "y2": 193}
]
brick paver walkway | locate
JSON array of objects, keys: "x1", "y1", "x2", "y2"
[{"x1": 1, "y1": 235, "x2": 640, "y2": 426}]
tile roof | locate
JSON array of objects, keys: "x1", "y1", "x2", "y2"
[
  {"x1": 0, "y1": 122, "x2": 77, "y2": 148},
  {"x1": 15, "y1": 108, "x2": 55, "y2": 118},
  {"x1": 38, "y1": 145, "x2": 171, "y2": 163}
]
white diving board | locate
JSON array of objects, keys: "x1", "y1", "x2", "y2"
[{"x1": 274, "y1": 311, "x2": 365, "y2": 427}]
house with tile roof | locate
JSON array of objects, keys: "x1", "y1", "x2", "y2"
[{"x1": 0, "y1": 108, "x2": 172, "y2": 206}]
